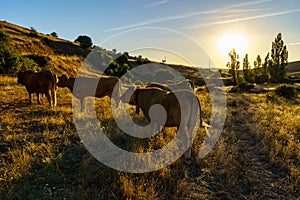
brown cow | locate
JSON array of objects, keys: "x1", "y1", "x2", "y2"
[
  {"x1": 17, "y1": 70, "x2": 57, "y2": 107},
  {"x1": 57, "y1": 74, "x2": 120, "y2": 111},
  {"x1": 120, "y1": 86, "x2": 204, "y2": 159}
]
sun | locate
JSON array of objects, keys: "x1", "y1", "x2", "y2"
[{"x1": 218, "y1": 33, "x2": 249, "y2": 58}]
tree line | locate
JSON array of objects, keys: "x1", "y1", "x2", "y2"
[{"x1": 227, "y1": 33, "x2": 289, "y2": 84}]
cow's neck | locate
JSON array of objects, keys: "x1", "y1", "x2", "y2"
[{"x1": 67, "y1": 78, "x2": 75, "y2": 92}]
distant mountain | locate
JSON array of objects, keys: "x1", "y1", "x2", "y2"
[{"x1": 287, "y1": 61, "x2": 300, "y2": 74}]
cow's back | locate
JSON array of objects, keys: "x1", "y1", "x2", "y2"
[
  {"x1": 27, "y1": 71, "x2": 55, "y2": 93},
  {"x1": 163, "y1": 90, "x2": 199, "y2": 128},
  {"x1": 96, "y1": 76, "x2": 119, "y2": 98},
  {"x1": 137, "y1": 88, "x2": 198, "y2": 128}
]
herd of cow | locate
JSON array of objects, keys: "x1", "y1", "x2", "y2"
[{"x1": 17, "y1": 69, "x2": 207, "y2": 159}]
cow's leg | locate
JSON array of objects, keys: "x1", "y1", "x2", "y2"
[
  {"x1": 28, "y1": 92, "x2": 33, "y2": 104},
  {"x1": 52, "y1": 89, "x2": 57, "y2": 107},
  {"x1": 36, "y1": 93, "x2": 42, "y2": 104},
  {"x1": 184, "y1": 126, "x2": 192, "y2": 159},
  {"x1": 80, "y1": 98, "x2": 85, "y2": 112},
  {"x1": 45, "y1": 92, "x2": 52, "y2": 107}
]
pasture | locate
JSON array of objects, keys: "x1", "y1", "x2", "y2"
[{"x1": 0, "y1": 76, "x2": 300, "y2": 199}]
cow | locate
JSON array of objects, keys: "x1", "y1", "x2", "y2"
[
  {"x1": 57, "y1": 74, "x2": 121, "y2": 111},
  {"x1": 17, "y1": 70, "x2": 57, "y2": 107},
  {"x1": 120, "y1": 86, "x2": 205, "y2": 159},
  {"x1": 141, "y1": 79, "x2": 194, "y2": 92}
]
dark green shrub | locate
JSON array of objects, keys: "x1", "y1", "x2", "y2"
[
  {"x1": 238, "y1": 82, "x2": 255, "y2": 91},
  {"x1": 24, "y1": 54, "x2": 50, "y2": 68},
  {"x1": 104, "y1": 61, "x2": 130, "y2": 77},
  {"x1": 255, "y1": 74, "x2": 269, "y2": 84},
  {"x1": 275, "y1": 84, "x2": 297, "y2": 98},
  {"x1": 18, "y1": 56, "x2": 39, "y2": 71},
  {"x1": 50, "y1": 32, "x2": 58, "y2": 37},
  {"x1": 74, "y1": 35, "x2": 93, "y2": 49},
  {"x1": 0, "y1": 48, "x2": 39, "y2": 73}
]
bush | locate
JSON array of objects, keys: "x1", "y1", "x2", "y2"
[
  {"x1": 75, "y1": 35, "x2": 93, "y2": 49},
  {"x1": 238, "y1": 82, "x2": 255, "y2": 91},
  {"x1": 24, "y1": 54, "x2": 50, "y2": 68},
  {"x1": 50, "y1": 32, "x2": 58, "y2": 37},
  {"x1": 18, "y1": 57, "x2": 39, "y2": 71},
  {"x1": 0, "y1": 48, "x2": 40, "y2": 73},
  {"x1": 275, "y1": 84, "x2": 297, "y2": 98},
  {"x1": 255, "y1": 74, "x2": 269, "y2": 84},
  {"x1": 105, "y1": 62, "x2": 130, "y2": 77}
]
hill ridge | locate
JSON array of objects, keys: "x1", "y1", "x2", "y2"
[{"x1": 1, "y1": 20, "x2": 89, "y2": 57}]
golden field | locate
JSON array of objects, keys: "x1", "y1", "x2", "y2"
[{"x1": 0, "y1": 76, "x2": 299, "y2": 199}]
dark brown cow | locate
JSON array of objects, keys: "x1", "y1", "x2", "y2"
[
  {"x1": 57, "y1": 74, "x2": 120, "y2": 111},
  {"x1": 141, "y1": 79, "x2": 194, "y2": 92},
  {"x1": 120, "y1": 86, "x2": 204, "y2": 159},
  {"x1": 17, "y1": 70, "x2": 57, "y2": 107}
]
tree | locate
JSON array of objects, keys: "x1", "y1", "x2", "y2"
[
  {"x1": 253, "y1": 55, "x2": 262, "y2": 75},
  {"x1": 262, "y1": 53, "x2": 271, "y2": 75},
  {"x1": 29, "y1": 26, "x2": 38, "y2": 37},
  {"x1": 227, "y1": 48, "x2": 240, "y2": 85},
  {"x1": 50, "y1": 32, "x2": 58, "y2": 37},
  {"x1": 243, "y1": 54, "x2": 252, "y2": 82},
  {"x1": 75, "y1": 35, "x2": 93, "y2": 49},
  {"x1": 269, "y1": 33, "x2": 288, "y2": 82}
]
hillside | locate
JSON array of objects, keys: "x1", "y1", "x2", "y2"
[
  {"x1": 1, "y1": 21, "x2": 89, "y2": 57},
  {"x1": 0, "y1": 21, "x2": 91, "y2": 76},
  {"x1": 1, "y1": 20, "x2": 299, "y2": 81}
]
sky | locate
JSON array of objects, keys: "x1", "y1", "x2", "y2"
[{"x1": 1, "y1": 0, "x2": 300, "y2": 68}]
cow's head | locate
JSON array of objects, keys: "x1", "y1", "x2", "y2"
[
  {"x1": 57, "y1": 74, "x2": 69, "y2": 87},
  {"x1": 121, "y1": 85, "x2": 141, "y2": 104},
  {"x1": 17, "y1": 70, "x2": 33, "y2": 85}
]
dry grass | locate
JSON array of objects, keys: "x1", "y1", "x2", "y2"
[
  {"x1": 251, "y1": 93, "x2": 300, "y2": 192},
  {"x1": 0, "y1": 76, "x2": 299, "y2": 199},
  {"x1": 49, "y1": 55, "x2": 81, "y2": 76}
]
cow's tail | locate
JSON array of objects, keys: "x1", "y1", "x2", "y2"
[
  {"x1": 51, "y1": 72, "x2": 57, "y2": 107},
  {"x1": 188, "y1": 94, "x2": 209, "y2": 129},
  {"x1": 196, "y1": 96, "x2": 210, "y2": 128}
]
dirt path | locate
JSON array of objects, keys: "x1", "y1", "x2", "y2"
[
  {"x1": 182, "y1": 94, "x2": 297, "y2": 199},
  {"x1": 231, "y1": 94, "x2": 290, "y2": 199}
]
